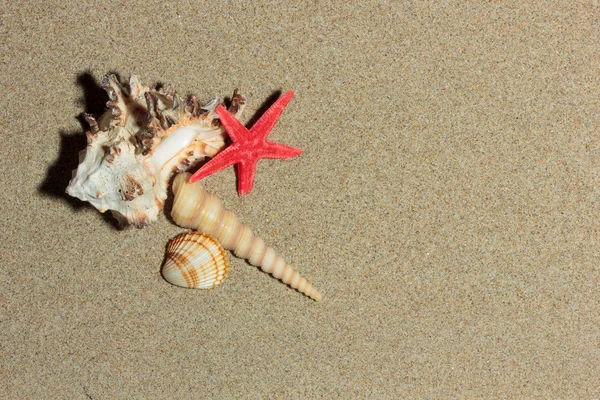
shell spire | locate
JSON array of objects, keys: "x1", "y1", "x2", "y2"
[{"x1": 171, "y1": 172, "x2": 322, "y2": 301}]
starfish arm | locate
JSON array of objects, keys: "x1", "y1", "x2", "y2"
[
  {"x1": 263, "y1": 141, "x2": 303, "y2": 159},
  {"x1": 236, "y1": 159, "x2": 258, "y2": 195},
  {"x1": 215, "y1": 105, "x2": 250, "y2": 143},
  {"x1": 250, "y1": 91, "x2": 295, "y2": 141},
  {"x1": 189, "y1": 145, "x2": 243, "y2": 183}
]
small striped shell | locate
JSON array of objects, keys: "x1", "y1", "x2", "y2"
[{"x1": 162, "y1": 232, "x2": 228, "y2": 289}]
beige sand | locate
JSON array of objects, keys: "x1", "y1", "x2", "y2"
[{"x1": 1, "y1": 1, "x2": 598, "y2": 398}]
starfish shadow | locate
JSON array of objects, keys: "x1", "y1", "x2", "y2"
[
  {"x1": 37, "y1": 70, "x2": 124, "y2": 229},
  {"x1": 245, "y1": 90, "x2": 283, "y2": 127}
]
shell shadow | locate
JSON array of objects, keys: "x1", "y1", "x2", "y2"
[
  {"x1": 162, "y1": 173, "x2": 180, "y2": 226},
  {"x1": 37, "y1": 70, "x2": 123, "y2": 229}
]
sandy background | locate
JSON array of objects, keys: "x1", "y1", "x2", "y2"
[{"x1": 1, "y1": 1, "x2": 599, "y2": 398}]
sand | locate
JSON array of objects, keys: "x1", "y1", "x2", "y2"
[{"x1": 1, "y1": 1, "x2": 599, "y2": 398}]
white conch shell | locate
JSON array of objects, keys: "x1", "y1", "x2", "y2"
[
  {"x1": 66, "y1": 74, "x2": 247, "y2": 227},
  {"x1": 162, "y1": 232, "x2": 228, "y2": 289},
  {"x1": 171, "y1": 172, "x2": 322, "y2": 301}
]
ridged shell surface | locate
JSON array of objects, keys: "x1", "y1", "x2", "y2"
[
  {"x1": 66, "y1": 73, "x2": 246, "y2": 227},
  {"x1": 162, "y1": 232, "x2": 228, "y2": 289},
  {"x1": 171, "y1": 172, "x2": 322, "y2": 301}
]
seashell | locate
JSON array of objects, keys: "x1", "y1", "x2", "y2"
[
  {"x1": 171, "y1": 172, "x2": 322, "y2": 301},
  {"x1": 162, "y1": 232, "x2": 228, "y2": 289},
  {"x1": 66, "y1": 74, "x2": 247, "y2": 227}
]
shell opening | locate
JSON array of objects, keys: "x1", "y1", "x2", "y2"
[{"x1": 149, "y1": 125, "x2": 199, "y2": 170}]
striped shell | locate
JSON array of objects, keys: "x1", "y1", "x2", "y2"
[
  {"x1": 171, "y1": 172, "x2": 322, "y2": 301},
  {"x1": 162, "y1": 232, "x2": 228, "y2": 289}
]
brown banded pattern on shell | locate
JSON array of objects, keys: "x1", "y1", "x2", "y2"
[
  {"x1": 171, "y1": 172, "x2": 322, "y2": 301},
  {"x1": 162, "y1": 232, "x2": 228, "y2": 289}
]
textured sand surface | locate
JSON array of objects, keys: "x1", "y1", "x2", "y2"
[{"x1": 1, "y1": 1, "x2": 599, "y2": 398}]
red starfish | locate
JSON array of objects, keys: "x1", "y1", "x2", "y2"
[{"x1": 189, "y1": 91, "x2": 302, "y2": 195}]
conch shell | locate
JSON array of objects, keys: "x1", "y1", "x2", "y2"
[
  {"x1": 162, "y1": 232, "x2": 228, "y2": 289},
  {"x1": 66, "y1": 74, "x2": 246, "y2": 227},
  {"x1": 171, "y1": 172, "x2": 322, "y2": 301}
]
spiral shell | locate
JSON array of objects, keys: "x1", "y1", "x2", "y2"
[
  {"x1": 66, "y1": 74, "x2": 247, "y2": 226},
  {"x1": 162, "y1": 232, "x2": 228, "y2": 289},
  {"x1": 171, "y1": 172, "x2": 322, "y2": 301}
]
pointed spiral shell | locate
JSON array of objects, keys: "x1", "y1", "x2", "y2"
[{"x1": 171, "y1": 172, "x2": 322, "y2": 301}]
